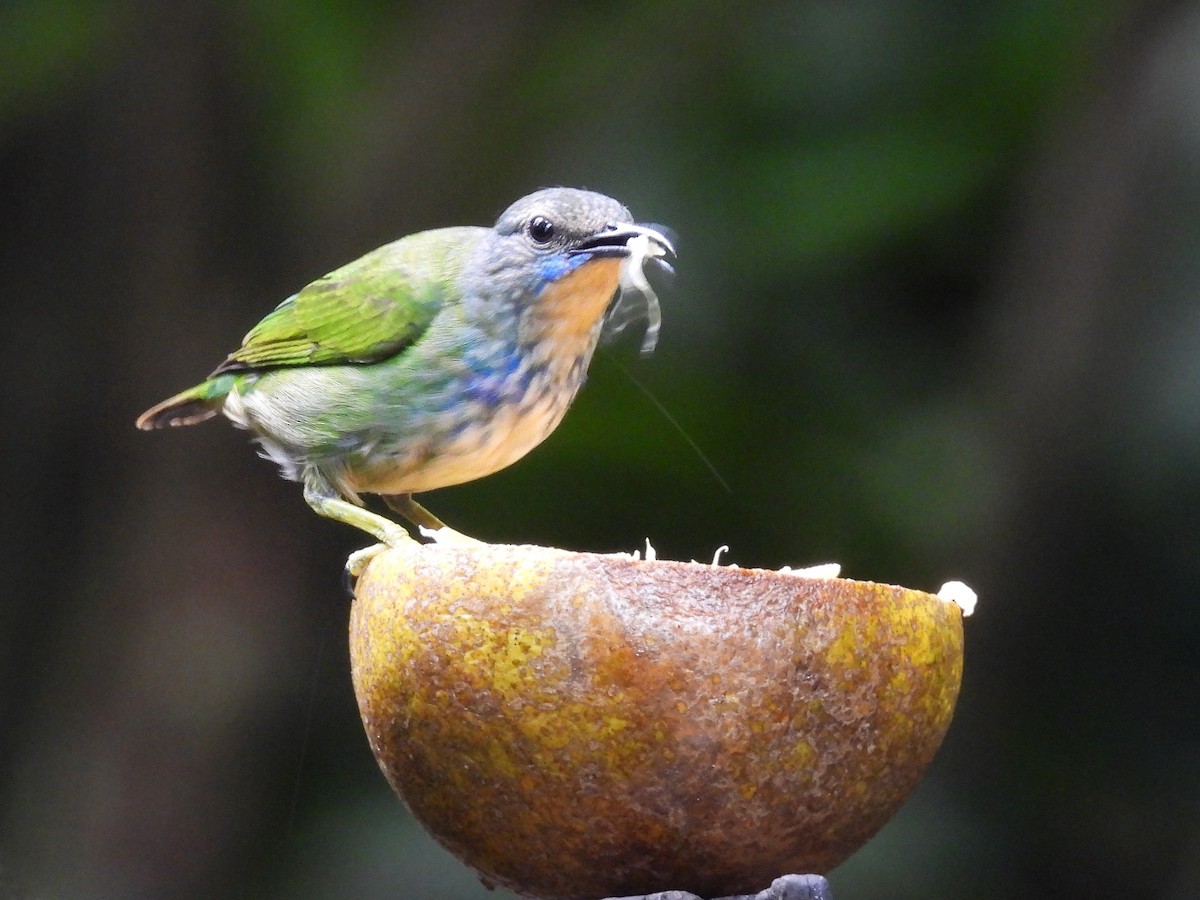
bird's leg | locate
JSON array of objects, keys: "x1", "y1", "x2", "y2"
[
  {"x1": 302, "y1": 476, "x2": 416, "y2": 577},
  {"x1": 382, "y1": 493, "x2": 447, "y2": 531},
  {"x1": 382, "y1": 493, "x2": 485, "y2": 547}
]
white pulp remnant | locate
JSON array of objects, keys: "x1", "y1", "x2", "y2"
[
  {"x1": 778, "y1": 563, "x2": 843, "y2": 579},
  {"x1": 937, "y1": 580, "x2": 978, "y2": 616}
]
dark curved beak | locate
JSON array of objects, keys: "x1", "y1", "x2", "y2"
[{"x1": 570, "y1": 222, "x2": 677, "y2": 266}]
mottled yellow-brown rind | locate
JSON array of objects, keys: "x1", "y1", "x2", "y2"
[{"x1": 349, "y1": 544, "x2": 964, "y2": 900}]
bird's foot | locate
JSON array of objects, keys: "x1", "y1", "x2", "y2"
[
  {"x1": 345, "y1": 542, "x2": 389, "y2": 579},
  {"x1": 343, "y1": 519, "x2": 420, "y2": 582},
  {"x1": 383, "y1": 494, "x2": 487, "y2": 548}
]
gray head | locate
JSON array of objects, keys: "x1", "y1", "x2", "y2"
[
  {"x1": 495, "y1": 187, "x2": 632, "y2": 247},
  {"x1": 481, "y1": 188, "x2": 674, "y2": 294}
]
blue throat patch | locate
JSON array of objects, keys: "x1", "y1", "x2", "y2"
[{"x1": 534, "y1": 252, "x2": 591, "y2": 293}]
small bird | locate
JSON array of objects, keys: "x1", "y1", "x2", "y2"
[{"x1": 137, "y1": 188, "x2": 674, "y2": 564}]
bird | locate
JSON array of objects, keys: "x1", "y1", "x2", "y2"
[{"x1": 136, "y1": 187, "x2": 675, "y2": 567}]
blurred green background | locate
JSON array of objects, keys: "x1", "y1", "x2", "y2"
[{"x1": 3, "y1": 1, "x2": 1198, "y2": 898}]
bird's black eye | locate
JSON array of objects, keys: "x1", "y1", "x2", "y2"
[{"x1": 527, "y1": 215, "x2": 556, "y2": 244}]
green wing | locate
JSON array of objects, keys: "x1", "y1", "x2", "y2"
[{"x1": 211, "y1": 226, "x2": 482, "y2": 375}]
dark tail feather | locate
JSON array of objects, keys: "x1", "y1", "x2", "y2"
[{"x1": 136, "y1": 376, "x2": 235, "y2": 430}]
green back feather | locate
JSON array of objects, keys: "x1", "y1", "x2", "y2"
[{"x1": 212, "y1": 226, "x2": 480, "y2": 375}]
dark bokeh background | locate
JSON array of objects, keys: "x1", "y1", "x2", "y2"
[{"x1": 3, "y1": 2, "x2": 1199, "y2": 898}]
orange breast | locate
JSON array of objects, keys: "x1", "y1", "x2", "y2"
[{"x1": 524, "y1": 258, "x2": 622, "y2": 351}]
